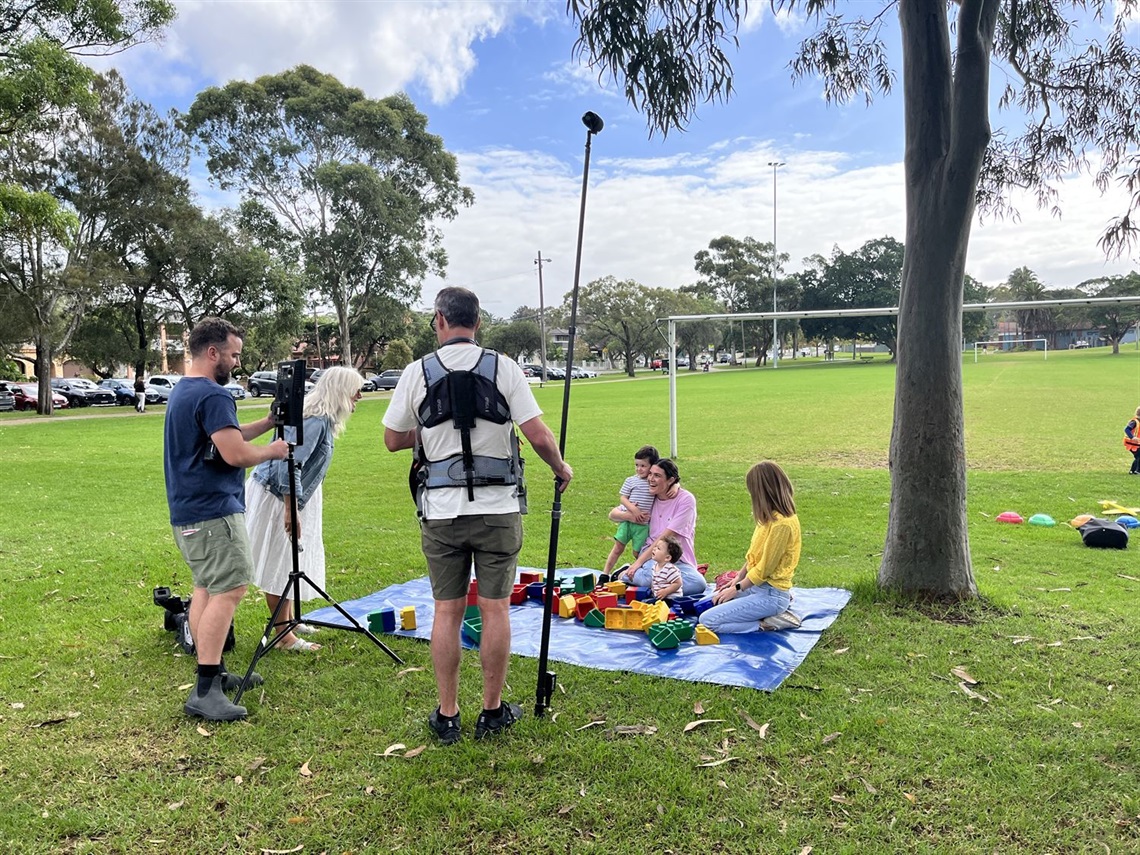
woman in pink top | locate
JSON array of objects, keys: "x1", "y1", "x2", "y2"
[{"x1": 612, "y1": 459, "x2": 706, "y2": 596}]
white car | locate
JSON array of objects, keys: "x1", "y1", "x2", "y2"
[{"x1": 572, "y1": 365, "x2": 597, "y2": 378}]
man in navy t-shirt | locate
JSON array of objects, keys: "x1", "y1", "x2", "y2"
[{"x1": 164, "y1": 317, "x2": 288, "y2": 721}]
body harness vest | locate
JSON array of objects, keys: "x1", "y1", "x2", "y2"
[{"x1": 413, "y1": 346, "x2": 527, "y2": 515}]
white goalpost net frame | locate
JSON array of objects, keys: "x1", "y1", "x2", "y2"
[
  {"x1": 972, "y1": 338, "x2": 1048, "y2": 362},
  {"x1": 662, "y1": 294, "x2": 1140, "y2": 459}
]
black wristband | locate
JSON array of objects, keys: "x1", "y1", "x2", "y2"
[{"x1": 734, "y1": 581, "x2": 742, "y2": 591}]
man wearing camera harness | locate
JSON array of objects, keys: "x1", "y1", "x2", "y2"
[
  {"x1": 164, "y1": 317, "x2": 289, "y2": 721},
  {"x1": 384, "y1": 287, "x2": 572, "y2": 744}
]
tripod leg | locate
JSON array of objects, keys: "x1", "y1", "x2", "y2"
[
  {"x1": 291, "y1": 572, "x2": 404, "y2": 665},
  {"x1": 233, "y1": 587, "x2": 297, "y2": 704}
]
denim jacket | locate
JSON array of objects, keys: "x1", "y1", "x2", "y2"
[{"x1": 250, "y1": 415, "x2": 333, "y2": 511}]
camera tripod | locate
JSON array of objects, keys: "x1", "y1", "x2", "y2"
[{"x1": 234, "y1": 435, "x2": 402, "y2": 703}]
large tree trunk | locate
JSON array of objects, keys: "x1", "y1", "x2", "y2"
[
  {"x1": 35, "y1": 339, "x2": 54, "y2": 416},
  {"x1": 878, "y1": 0, "x2": 998, "y2": 600}
]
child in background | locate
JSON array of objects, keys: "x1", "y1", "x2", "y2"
[
  {"x1": 602, "y1": 445, "x2": 659, "y2": 576},
  {"x1": 699, "y1": 460, "x2": 801, "y2": 635},
  {"x1": 1125, "y1": 406, "x2": 1140, "y2": 475},
  {"x1": 646, "y1": 536, "x2": 683, "y2": 601}
]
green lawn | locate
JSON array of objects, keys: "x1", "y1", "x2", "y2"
[{"x1": 2, "y1": 346, "x2": 1139, "y2": 853}]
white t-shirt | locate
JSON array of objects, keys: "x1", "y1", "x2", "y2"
[{"x1": 383, "y1": 344, "x2": 542, "y2": 520}]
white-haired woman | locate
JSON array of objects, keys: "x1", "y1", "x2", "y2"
[{"x1": 245, "y1": 366, "x2": 365, "y2": 651}]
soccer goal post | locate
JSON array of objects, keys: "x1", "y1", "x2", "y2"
[{"x1": 973, "y1": 338, "x2": 1048, "y2": 362}]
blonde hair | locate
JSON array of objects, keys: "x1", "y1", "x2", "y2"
[
  {"x1": 746, "y1": 461, "x2": 795, "y2": 525},
  {"x1": 303, "y1": 366, "x2": 364, "y2": 437}
]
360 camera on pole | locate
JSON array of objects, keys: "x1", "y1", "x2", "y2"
[{"x1": 534, "y1": 111, "x2": 603, "y2": 718}]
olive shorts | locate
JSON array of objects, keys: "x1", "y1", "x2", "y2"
[
  {"x1": 421, "y1": 513, "x2": 523, "y2": 601},
  {"x1": 172, "y1": 514, "x2": 254, "y2": 595}
]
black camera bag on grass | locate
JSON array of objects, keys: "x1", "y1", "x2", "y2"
[
  {"x1": 154, "y1": 587, "x2": 236, "y2": 654},
  {"x1": 1077, "y1": 518, "x2": 1129, "y2": 549}
]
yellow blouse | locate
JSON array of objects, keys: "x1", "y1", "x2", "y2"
[{"x1": 744, "y1": 513, "x2": 801, "y2": 591}]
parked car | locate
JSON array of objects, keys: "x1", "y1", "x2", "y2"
[
  {"x1": 572, "y1": 365, "x2": 598, "y2": 378},
  {"x1": 360, "y1": 375, "x2": 376, "y2": 392},
  {"x1": 223, "y1": 382, "x2": 247, "y2": 400},
  {"x1": 369, "y1": 369, "x2": 403, "y2": 391},
  {"x1": 11, "y1": 383, "x2": 69, "y2": 411},
  {"x1": 247, "y1": 370, "x2": 278, "y2": 397},
  {"x1": 141, "y1": 374, "x2": 182, "y2": 403},
  {"x1": 99, "y1": 378, "x2": 138, "y2": 406},
  {"x1": 0, "y1": 383, "x2": 15, "y2": 411},
  {"x1": 50, "y1": 378, "x2": 116, "y2": 407}
]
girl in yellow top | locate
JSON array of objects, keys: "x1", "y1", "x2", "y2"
[{"x1": 699, "y1": 461, "x2": 801, "y2": 634}]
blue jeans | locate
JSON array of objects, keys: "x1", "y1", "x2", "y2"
[
  {"x1": 629, "y1": 560, "x2": 707, "y2": 597},
  {"x1": 699, "y1": 583, "x2": 791, "y2": 635}
]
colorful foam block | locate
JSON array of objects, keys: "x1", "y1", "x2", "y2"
[
  {"x1": 604, "y1": 607, "x2": 644, "y2": 631},
  {"x1": 462, "y1": 615, "x2": 482, "y2": 644},
  {"x1": 574, "y1": 595, "x2": 597, "y2": 620},
  {"x1": 573, "y1": 573, "x2": 597, "y2": 594},
  {"x1": 559, "y1": 594, "x2": 577, "y2": 619},
  {"x1": 640, "y1": 601, "x2": 670, "y2": 630},
  {"x1": 527, "y1": 581, "x2": 546, "y2": 601},
  {"x1": 693, "y1": 597, "x2": 716, "y2": 616},
  {"x1": 400, "y1": 606, "x2": 417, "y2": 630},
  {"x1": 670, "y1": 596, "x2": 697, "y2": 616},
  {"x1": 518, "y1": 571, "x2": 543, "y2": 586},
  {"x1": 468, "y1": 579, "x2": 478, "y2": 595},
  {"x1": 605, "y1": 581, "x2": 627, "y2": 598},
  {"x1": 467, "y1": 590, "x2": 479, "y2": 606},
  {"x1": 628, "y1": 599, "x2": 650, "y2": 613},
  {"x1": 510, "y1": 584, "x2": 528, "y2": 606},
  {"x1": 366, "y1": 611, "x2": 385, "y2": 633},
  {"x1": 377, "y1": 607, "x2": 396, "y2": 633},
  {"x1": 593, "y1": 592, "x2": 618, "y2": 613},
  {"x1": 667, "y1": 619, "x2": 694, "y2": 641},
  {"x1": 647, "y1": 622, "x2": 682, "y2": 649},
  {"x1": 695, "y1": 625, "x2": 720, "y2": 645},
  {"x1": 464, "y1": 604, "x2": 480, "y2": 620},
  {"x1": 624, "y1": 586, "x2": 641, "y2": 603},
  {"x1": 583, "y1": 608, "x2": 606, "y2": 628}
]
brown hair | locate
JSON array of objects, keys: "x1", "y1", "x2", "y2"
[
  {"x1": 746, "y1": 460, "x2": 795, "y2": 525},
  {"x1": 188, "y1": 317, "x2": 242, "y2": 357},
  {"x1": 659, "y1": 535, "x2": 682, "y2": 563},
  {"x1": 635, "y1": 445, "x2": 659, "y2": 464}
]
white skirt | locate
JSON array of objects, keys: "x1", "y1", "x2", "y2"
[{"x1": 245, "y1": 477, "x2": 325, "y2": 600}]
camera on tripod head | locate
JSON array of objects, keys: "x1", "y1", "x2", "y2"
[{"x1": 271, "y1": 358, "x2": 307, "y2": 445}]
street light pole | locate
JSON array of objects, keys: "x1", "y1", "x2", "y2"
[
  {"x1": 768, "y1": 161, "x2": 785, "y2": 368},
  {"x1": 535, "y1": 251, "x2": 551, "y2": 384}
]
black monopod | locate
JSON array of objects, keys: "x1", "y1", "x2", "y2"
[{"x1": 535, "y1": 110, "x2": 604, "y2": 718}]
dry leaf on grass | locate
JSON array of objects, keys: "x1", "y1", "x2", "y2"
[
  {"x1": 693, "y1": 701, "x2": 705, "y2": 715},
  {"x1": 299, "y1": 759, "x2": 313, "y2": 777},
  {"x1": 248, "y1": 757, "x2": 265, "y2": 772},
  {"x1": 177, "y1": 683, "x2": 193, "y2": 692},
  {"x1": 903, "y1": 792, "x2": 917, "y2": 804},
  {"x1": 739, "y1": 710, "x2": 769, "y2": 737},
  {"x1": 958, "y1": 682, "x2": 989, "y2": 702},
  {"x1": 697, "y1": 757, "x2": 739, "y2": 768},
  {"x1": 196, "y1": 726, "x2": 211, "y2": 737},
  {"x1": 167, "y1": 801, "x2": 183, "y2": 810},
  {"x1": 381, "y1": 744, "x2": 406, "y2": 757},
  {"x1": 798, "y1": 847, "x2": 813, "y2": 855},
  {"x1": 260, "y1": 847, "x2": 303, "y2": 855},
  {"x1": 576, "y1": 721, "x2": 606, "y2": 731},
  {"x1": 286, "y1": 816, "x2": 307, "y2": 825},
  {"x1": 608, "y1": 724, "x2": 657, "y2": 737},
  {"x1": 683, "y1": 719, "x2": 725, "y2": 733},
  {"x1": 234, "y1": 776, "x2": 243, "y2": 785},
  {"x1": 860, "y1": 777, "x2": 878, "y2": 794},
  {"x1": 830, "y1": 795, "x2": 850, "y2": 804},
  {"x1": 950, "y1": 667, "x2": 977, "y2": 685},
  {"x1": 822, "y1": 732, "x2": 840, "y2": 744},
  {"x1": 403, "y1": 745, "x2": 426, "y2": 758},
  {"x1": 396, "y1": 667, "x2": 424, "y2": 677},
  {"x1": 833, "y1": 647, "x2": 849, "y2": 655},
  {"x1": 558, "y1": 805, "x2": 574, "y2": 815}
]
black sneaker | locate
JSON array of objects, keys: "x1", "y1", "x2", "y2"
[
  {"x1": 474, "y1": 702, "x2": 523, "y2": 739},
  {"x1": 429, "y1": 708, "x2": 462, "y2": 745}
]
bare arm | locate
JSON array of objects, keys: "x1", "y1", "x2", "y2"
[
  {"x1": 384, "y1": 427, "x2": 416, "y2": 452},
  {"x1": 239, "y1": 410, "x2": 277, "y2": 442},
  {"x1": 518, "y1": 416, "x2": 572, "y2": 490},
  {"x1": 211, "y1": 426, "x2": 289, "y2": 469},
  {"x1": 654, "y1": 577, "x2": 682, "y2": 600}
]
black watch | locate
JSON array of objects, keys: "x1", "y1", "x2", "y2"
[{"x1": 734, "y1": 581, "x2": 742, "y2": 591}]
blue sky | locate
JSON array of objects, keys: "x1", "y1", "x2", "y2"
[{"x1": 102, "y1": 1, "x2": 1137, "y2": 318}]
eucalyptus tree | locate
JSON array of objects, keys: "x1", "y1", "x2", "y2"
[
  {"x1": 0, "y1": 0, "x2": 174, "y2": 134},
  {"x1": 568, "y1": 0, "x2": 1140, "y2": 600},
  {"x1": 572, "y1": 275, "x2": 663, "y2": 376},
  {"x1": 184, "y1": 65, "x2": 472, "y2": 367}
]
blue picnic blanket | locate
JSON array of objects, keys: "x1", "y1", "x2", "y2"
[{"x1": 304, "y1": 568, "x2": 851, "y2": 692}]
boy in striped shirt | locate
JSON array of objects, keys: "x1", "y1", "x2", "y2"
[{"x1": 602, "y1": 445, "x2": 659, "y2": 577}]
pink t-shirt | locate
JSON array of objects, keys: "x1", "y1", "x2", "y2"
[{"x1": 648, "y1": 487, "x2": 697, "y2": 567}]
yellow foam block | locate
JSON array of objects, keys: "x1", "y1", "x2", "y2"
[
  {"x1": 558, "y1": 594, "x2": 577, "y2": 619},
  {"x1": 604, "y1": 581, "x2": 627, "y2": 597},
  {"x1": 400, "y1": 606, "x2": 417, "y2": 630},
  {"x1": 695, "y1": 625, "x2": 720, "y2": 645},
  {"x1": 604, "y1": 607, "x2": 643, "y2": 631},
  {"x1": 640, "y1": 601, "x2": 669, "y2": 630}
]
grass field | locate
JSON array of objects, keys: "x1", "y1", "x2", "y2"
[{"x1": 2, "y1": 347, "x2": 1140, "y2": 853}]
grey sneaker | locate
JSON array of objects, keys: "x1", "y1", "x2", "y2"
[
  {"x1": 185, "y1": 676, "x2": 247, "y2": 721},
  {"x1": 474, "y1": 702, "x2": 523, "y2": 739},
  {"x1": 429, "y1": 708, "x2": 462, "y2": 745}
]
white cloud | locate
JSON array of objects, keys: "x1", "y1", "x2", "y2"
[
  {"x1": 425, "y1": 138, "x2": 1138, "y2": 316},
  {"x1": 114, "y1": 0, "x2": 555, "y2": 104}
]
